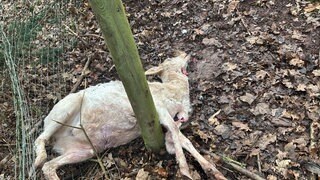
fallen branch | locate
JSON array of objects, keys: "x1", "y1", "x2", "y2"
[
  {"x1": 63, "y1": 24, "x2": 88, "y2": 46},
  {"x1": 0, "y1": 154, "x2": 10, "y2": 168},
  {"x1": 201, "y1": 149, "x2": 265, "y2": 180},
  {"x1": 70, "y1": 57, "x2": 91, "y2": 93}
]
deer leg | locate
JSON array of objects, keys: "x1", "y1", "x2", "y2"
[
  {"x1": 179, "y1": 133, "x2": 227, "y2": 180},
  {"x1": 42, "y1": 148, "x2": 94, "y2": 180},
  {"x1": 159, "y1": 109, "x2": 192, "y2": 179},
  {"x1": 34, "y1": 110, "x2": 78, "y2": 169}
]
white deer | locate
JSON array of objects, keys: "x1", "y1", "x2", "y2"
[{"x1": 33, "y1": 52, "x2": 226, "y2": 180}]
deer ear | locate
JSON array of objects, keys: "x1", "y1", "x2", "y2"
[{"x1": 145, "y1": 66, "x2": 163, "y2": 75}]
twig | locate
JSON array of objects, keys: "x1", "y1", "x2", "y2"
[
  {"x1": 0, "y1": 155, "x2": 10, "y2": 168},
  {"x1": 70, "y1": 57, "x2": 91, "y2": 94},
  {"x1": 201, "y1": 150, "x2": 265, "y2": 180},
  {"x1": 0, "y1": 144, "x2": 16, "y2": 147},
  {"x1": 318, "y1": 50, "x2": 320, "y2": 67},
  {"x1": 48, "y1": 92, "x2": 108, "y2": 179},
  {"x1": 236, "y1": 9, "x2": 252, "y2": 36},
  {"x1": 83, "y1": 33, "x2": 105, "y2": 40},
  {"x1": 108, "y1": 64, "x2": 115, "y2": 72},
  {"x1": 51, "y1": 120, "x2": 82, "y2": 130},
  {"x1": 257, "y1": 153, "x2": 262, "y2": 173},
  {"x1": 310, "y1": 121, "x2": 317, "y2": 156},
  {"x1": 227, "y1": 161, "x2": 265, "y2": 180},
  {"x1": 79, "y1": 91, "x2": 108, "y2": 179},
  {"x1": 63, "y1": 24, "x2": 88, "y2": 46},
  {"x1": 28, "y1": 119, "x2": 44, "y2": 136}
]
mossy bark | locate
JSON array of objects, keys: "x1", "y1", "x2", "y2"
[{"x1": 89, "y1": 0, "x2": 164, "y2": 151}]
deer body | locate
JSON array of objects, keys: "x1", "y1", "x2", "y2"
[{"x1": 33, "y1": 52, "x2": 226, "y2": 180}]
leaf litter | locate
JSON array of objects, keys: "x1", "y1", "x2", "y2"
[{"x1": 1, "y1": 0, "x2": 320, "y2": 179}]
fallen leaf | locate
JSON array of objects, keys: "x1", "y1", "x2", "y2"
[
  {"x1": 214, "y1": 124, "x2": 230, "y2": 138},
  {"x1": 276, "y1": 150, "x2": 288, "y2": 160},
  {"x1": 281, "y1": 110, "x2": 300, "y2": 120},
  {"x1": 202, "y1": 37, "x2": 223, "y2": 48},
  {"x1": 222, "y1": 62, "x2": 237, "y2": 71},
  {"x1": 232, "y1": 121, "x2": 251, "y2": 131},
  {"x1": 239, "y1": 93, "x2": 256, "y2": 105},
  {"x1": 282, "y1": 79, "x2": 294, "y2": 89},
  {"x1": 296, "y1": 84, "x2": 306, "y2": 91},
  {"x1": 276, "y1": 159, "x2": 291, "y2": 168},
  {"x1": 258, "y1": 134, "x2": 277, "y2": 150},
  {"x1": 312, "y1": 69, "x2": 320, "y2": 76},
  {"x1": 208, "y1": 109, "x2": 221, "y2": 126},
  {"x1": 154, "y1": 167, "x2": 168, "y2": 178},
  {"x1": 304, "y1": 3, "x2": 320, "y2": 13},
  {"x1": 227, "y1": 0, "x2": 240, "y2": 15},
  {"x1": 267, "y1": 175, "x2": 278, "y2": 180},
  {"x1": 291, "y1": 30, "x2": 305, "y2": 41},
  {"x1": 255, "y1": 70, "x2": 269, "y2": 80},
  {"x1": 196, "y1": 129, "x2": 210, "y2": 143},
  {"x1": 251, "y1": 103, "x2": 270, "y2": 115},
  {"x1": 246, "y1": 36, "x2": 259, "y2": 44},
  {"x1": 306, "y1": 105, "x2": 320, "y2": 121},
  {"x1": 136, "y1": 168, "x2": 149, "y2": 180},
  {"x1": 307, "y1": 84, "x2": 320, "y2": 97},
  {"x1": 289, "y1": 57, "x2": 304, "y2": 67}
]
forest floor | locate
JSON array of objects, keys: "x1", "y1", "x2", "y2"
[{"x1": 1, "y1": 0, "x2": 320, "y2": 179}]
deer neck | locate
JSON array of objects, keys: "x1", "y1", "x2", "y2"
[{"x1": 161, "y1": 72, "x2": 189, "y2": 91}]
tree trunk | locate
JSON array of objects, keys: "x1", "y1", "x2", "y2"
[{"x1": 89, "y1": 0, "x2": 164, "y2": 152}]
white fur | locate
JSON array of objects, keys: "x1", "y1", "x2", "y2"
[{"x1": 33, "y1": 52, "x2": 226, "y2": 180}]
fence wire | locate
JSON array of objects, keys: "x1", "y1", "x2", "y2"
[{"x1": 0, "y1": 1, "x2": 86, "y2": 179}]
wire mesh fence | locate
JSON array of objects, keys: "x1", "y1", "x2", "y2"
[{"x1": 0, "y1": 1, "x2": 108, "y2": 179}]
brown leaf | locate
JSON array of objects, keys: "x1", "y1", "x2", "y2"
[
  {"x1": 214, "y1": 124, "x2": 230, "y2": 138},
  {"x1": 196, "y1": 129, "x2": 210, "y2": 143},
  {"x1": 282, "y1": 79, "x2": 294, "y2": 89},
  {"x1": 222, "y1": 62, "x2": 237, "y2": 71},
  {"x1": 291, "y1": 30, "x2": 305, "y2": 41},
  {"x1": 258, "y1": 134, "x2": 277, "y2": 150},
  {"x1": 239, "y1": 93, "x2": 256, "y2": 105},
  {"x1": 276, "y1": 150, "x2": 288, "y2": 160},
  {"x1": 208, "y1": 109, "x2": 221, "y2": 126},
  {"x1": 289, "y1": 57, "x2": 304, "y2": 67},
  {"x1": 296, "y1": 84, "x2": 307, "y2": 91},
  {"x1": 232, "y1": 121, "x2": 251, "y2": 131},
  {"x1": 154, "y1": 167, "x2": 168, "y2": 178},
  {"x1": 251, "y1": 103, "x2": 270, "y2": 115},
  {"x1": 267, "y1": 175, "x2": 278, "y2": 180},
  {"x1": 202, "y1": 38, "x2": 222, "y2": 48},
  {"x1": 276, "y1": 159, "x2": 291, "y2": 168},
  {"x1": 227, "y1": 0, "x2": 240, "y2": 15},
  {"x1": 304, "y1": 3, "x2": 320, "y2": 13},
  {"x1": 281, "y1": 110, "x2": 300, "y2": 120},
  {"x1": 249, "y1": 148, "x2": 260, "y2": 157},
  {"x1": 312, "y1": 69, "x2": 320, "y2": 76},
  {"x1": 136, "y1": 169, "x2": 149, "y2": 180},
  {"x1": 255, "y1": 70, "x2": 269, "y2": 80}
]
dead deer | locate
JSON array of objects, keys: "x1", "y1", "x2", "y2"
[{"x1": 33, "y1": 52, "x2": 226, "y2": 180}]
